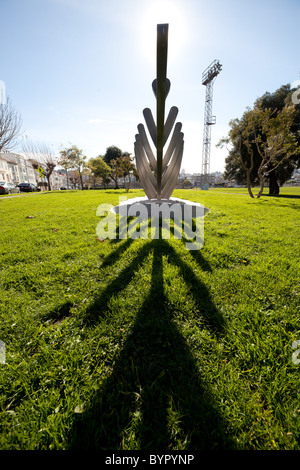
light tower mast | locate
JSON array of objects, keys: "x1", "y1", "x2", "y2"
[{"x1": 201, "y1": 60, "x2": 222, "y2": 188}]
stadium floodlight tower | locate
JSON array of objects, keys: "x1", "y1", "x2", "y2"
[{"x1": 201, "y1": 59, "x2": 222, "y2": 188}]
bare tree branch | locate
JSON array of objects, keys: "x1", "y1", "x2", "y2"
[
  {"x1": 22, "y1": 140, "x2": 57, "y2": 190},
  {"x1": 0, "y1": 97, "x2": 22, "y2": 152}
]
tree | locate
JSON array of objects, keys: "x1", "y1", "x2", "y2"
[
  {"x1": 109, "y1": 158, "x2": 123, "y2": 189},
  {"x1": 103, "y1": 145, "x2": 122, "y2": 166},
  {"x1": 102, "y1": 146, "x2": 137, "y2": 190},
  {"x1": 68, "y1": 170, "x2": 80, "y2": 189},
  {"x1": 219, "y1": 84, "x2": 300, "y2": 197},
  {"x1": 59, "y1": 145, "x2": 87, "y2": 190},
  {"x1": 88, "y1": 156, "x2": 112, "y2": 188},
  {"x1": 255, "y1": 84, "x2": 300, "y2": 194},
  {"x1": 250, "y1": 105, "x2": 299, "y2": 197},
  {"x1": 0, "y1": 97, "x2": 22, "y2": 152},
  {"x1": 183, "y1": 178, "x2": 192, "y2": 188},
  {"x1": 58, "y1": 149, "x2": 74, "y2": 189},
  {"x1": 22, "y1": 140, "x2": 56, "y2": 191},
  {"x1": 114, "y1": 153, "x2": 136, "y2": 191}
]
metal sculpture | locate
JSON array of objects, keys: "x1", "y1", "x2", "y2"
[{"x1": 134, "y1": 24, "x2": 184, "y2": 200}]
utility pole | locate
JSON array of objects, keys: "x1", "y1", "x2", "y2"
[{"x1": 201, "y1": 60, "x2": 222, "y2": 189}]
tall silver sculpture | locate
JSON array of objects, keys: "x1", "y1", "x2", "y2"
[
  {"x1": 134, "y1": 24, "x2": 184, "y2": 200},
  {"x1": 108, "y1": 24, "x2": 205, "y2": 248}
]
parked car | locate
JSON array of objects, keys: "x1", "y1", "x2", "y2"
[
  {"x1": 0, "y1": 181, "x2": 21, "y2": 195},
  {"x1": 17, "y1": 183, "x2": 41, "y2": 192}
]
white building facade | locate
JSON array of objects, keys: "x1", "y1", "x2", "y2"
[
  {"x1": 0, "y1": 151, "x2": 37, "y2": 185},
  {"x1": 0, "y1": 156, "x2": 12, "y2": 182}
]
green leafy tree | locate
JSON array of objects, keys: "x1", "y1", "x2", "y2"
[
  {"x1": 183, "y1": 178, "x2": 192, "y2": 188},
  {"x1": 220, "y1": 84, "x2": 300, "y2": 196},
  {"x1": 251, "y1": 106, "x2": 299, "y2": 197},
  {"x1": 88, "y1": 156, "x2": 112, "y2": 188},
  {"x1": 103, "y1": 145, "x2": 122, "y2": 166},
  {"x1": 59, "y1": 145, "x2": 87, "y2": 190},
  {"x1": 255, "y1": 84, "x2": 300, "y2": 194},
  {"x1": 221, "y1": 105, "x2": 299, "y2": 198},
  {"x1": 58, "y1": 149, "x2": 74, "y2": 189},
  {"x1": 102, "y1": 146, "x2": 136, "y2": 189},
  {"x1": 109, "y1": 158, "x2": 123, "y2": 189},
  {"x1": 115, "y1": 153, "x2": 136, "y2": 191}
]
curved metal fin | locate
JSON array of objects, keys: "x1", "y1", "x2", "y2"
[
  {"x1": 161, "y1": 136, "x2": 184, "y2": 199},
  {"x1": 143, "y1": 108, "x2": 157, "y2": 147},
  {"x1": 137, "y1": 123, "x2": 157, "y2": 170},
  {"x1": 163, "y1": 106, "x2": 178, "y2": 145},
  {"x1": 135, "y1": 135, "x2": 157, "y2": 199},
  {"x1": 162, "y1": 122, "x2": 182, "y2": 171}
]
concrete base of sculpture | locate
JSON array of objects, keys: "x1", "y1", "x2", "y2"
[{"x1": 112, "y1": 196, "x2": 208, "y2": 219}]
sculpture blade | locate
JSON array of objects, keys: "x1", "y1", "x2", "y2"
[
  {"x1": 143, "y1": 108, "x2": 157, "y2": 147},
  {"x1": 134, "y1": 135, "x2": 157, "y2": 199},
  {"x1": 163, "y1": 106, "x2": 178, "y2": 145},
  {"x1": 137, "y1": 123, "x2": 157, "y2": 170},
  {"x1": 162, "y1": 121, "x2": 182, "y2": 171},
  {"x1": 161, "y1": 138, "x2": 184, "y2": 199}
]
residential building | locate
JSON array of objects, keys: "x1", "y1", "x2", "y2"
[
  {"x1": 25, "y1": 160, "x2": 37, "y2": 185},
  {"x1": 0, "y1": 151, "x2": 37, "y2": 185},
  {"x1": 4, "y1": 154, "x2": 20, "y2": 184},
  {"x1": 286, "y1": 168, "x2": 300, "y2": 186},
  {"x1": 0, "y1": 156, "x2": 12, "y2": 182},
  {"x1": 50, "y1": 170, "x2": 67, "y2": 190}
]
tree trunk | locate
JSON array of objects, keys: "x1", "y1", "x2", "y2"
[
  {"x1": 245, "y1": 170, "x2": 254, "y2": 198},
  {"x1": 47, "y1": 176, "x2": 51, "y2": 191},
  {"x1": 257, "y1": 177, "x2": 264, "y2": 198},
  {"x1": 256, "y1": 169, "x2": 265, "y2": 199},
  {"x1": 79, "y1": 171, "x2": 84, "y2": 190},
  {"x1": 268, "y1": 171, "x2": 280, "y2": 195},
  {"x1": 111, "y1": 176, "x2": 119, "y2": 189}
]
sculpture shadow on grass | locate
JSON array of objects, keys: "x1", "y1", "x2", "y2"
[
  {"x1": 69, "y1": 233, "x2": 235, "y2": 450},
  {"x1": 265, "y1": 193, "x2": 300, "y2": 199}
]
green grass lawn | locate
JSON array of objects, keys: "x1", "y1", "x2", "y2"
[{"x1": 0, "y1": 187, "x2": 299, "y2": 450}]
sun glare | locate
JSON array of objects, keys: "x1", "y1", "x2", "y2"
[{"x1": 139, "y1": 1, "x2": 187, "y2": 68}]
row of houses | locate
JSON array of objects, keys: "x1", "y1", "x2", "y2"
[
  {"x1": 0, "y1": 152, "x2": 228, "y2": 191},
  {"x1": 0, "y1": 151, "x2": 67, "y2": 189},
  {"x1": 0, "y1": 151, "x2": 133, "y2": 190},
  {"x1": 177, "y1": 169, "x2": 300, "y2": 188},
  {"x1": 178, "y1": 170, "x2": 226, "y2": 187},
  {"x1": 0, "y1": 152, "x2": 36, "y2": 185}
]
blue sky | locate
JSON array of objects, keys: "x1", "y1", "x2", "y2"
[{"x1": 1, "y1": 0, "x2": 299, "y2": 173}]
